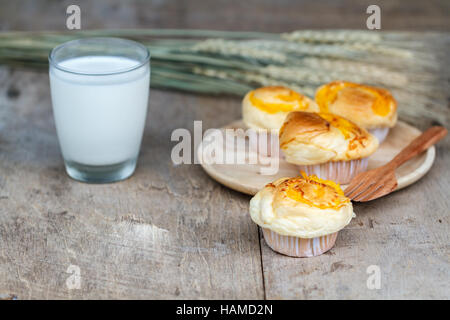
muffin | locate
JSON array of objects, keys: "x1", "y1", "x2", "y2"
[
  {"x1": 315, "y1": 81, "x2": 397, "y2": 143},
  {"x1": 243, "y1": 86, "x2": 318, "y2": 131},
  {"x1": 249, "y1": 173, "x2": 354, "y2": 257},
  {"x1": 242, "y1": 86, "x2": 318, "y2": 156},
  {"x1": 279, "y1": 111, "x2": 378, "y2": 184}
]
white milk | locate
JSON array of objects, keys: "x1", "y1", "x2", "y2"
[{"x1": 50, "y1": 56, "x2": 150, "y2": 166}]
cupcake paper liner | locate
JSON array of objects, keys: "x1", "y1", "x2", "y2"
[
  {"x1": 369, "y1": 127, "x2": 389, "y2": 143},
  {"x1": 297, "y1": 158, "x2": 368, "y2": 184},
  {"x1": 262, "y1": 228, "x2": 338, "y2": 257}
]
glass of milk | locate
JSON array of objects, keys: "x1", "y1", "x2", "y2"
[{"x1": 49, "y1": 38, "x2": 150, "y2": 183}]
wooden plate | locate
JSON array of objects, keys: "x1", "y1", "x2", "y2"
[{"x1": 198, "y1": 120, "x2": 435, "y2": 197}]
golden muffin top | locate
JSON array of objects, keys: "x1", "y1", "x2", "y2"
[
  {"x1": 279, "y1": 111, "x2": 378, "y2": 165},
  {"x1": 248, "y1": 86, "x2": 313, "y2": 114},
  {"x1": 275, "y1": 172, "x2": 350, "y2": 210},
  {"x1": 242, "y1": 86, "x2": 318, "y2": 131},
  {"x1": 315, "y1": 81, "x2": 397, "y2": 129},
  {"x1": 249, "y1": 173, "x2": 354, "y2": 238}
]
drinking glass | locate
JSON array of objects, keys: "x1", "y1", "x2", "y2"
[{"x1": 49, "y1": 37, "x2": 150, "y2": 183}]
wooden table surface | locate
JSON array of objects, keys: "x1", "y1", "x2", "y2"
[{"x1": 0, "y1": 0, "x2": 449, "y2": 299}]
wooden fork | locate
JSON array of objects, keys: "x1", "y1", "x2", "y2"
[{"x1": 344, "y1": 126, "x2": 447, "y2": 202}]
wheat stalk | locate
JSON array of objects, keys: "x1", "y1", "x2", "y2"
[
  {"x1": 0, "y1": 29, "x2": 447, "y2": 124},
  {"x1": 282, "y1": 30, "x2": 383, "y2": 43},
  {"x1": 186, "y1": 39, "x2": 288, "y2": 64}
]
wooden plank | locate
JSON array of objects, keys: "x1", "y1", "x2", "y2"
[
  {"x1": 0, "y1": 69, "x2": 264, "y2": 299},
  {"x1": 0, "y1": 0, "x2": 449, "y2": 32},
  {"x1": 261, "y1": 147, "x2": 450, "y2": 299},
  {"x1": 260, "y1": 37, "x2": 450, "y2": 299},
  {"x1": 0, "y1": 0, "x2": 449, "y2": 300}
]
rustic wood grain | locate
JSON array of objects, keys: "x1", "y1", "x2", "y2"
[
  {"x1": 260, "y1": 30, "x2": 450, "y2": 299},
  {"x1": 0, "y1": 0, "x2": 449, "y2": 32},
  {"x1": 0, "y1": 69, "x2": 264, "y2": 299},
  {"x1": 0, "y1": 0, "x2": 449, "y2": 300},
  {"x1": 261, "y1": 143, "x2": 450, "y2": 299}
]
